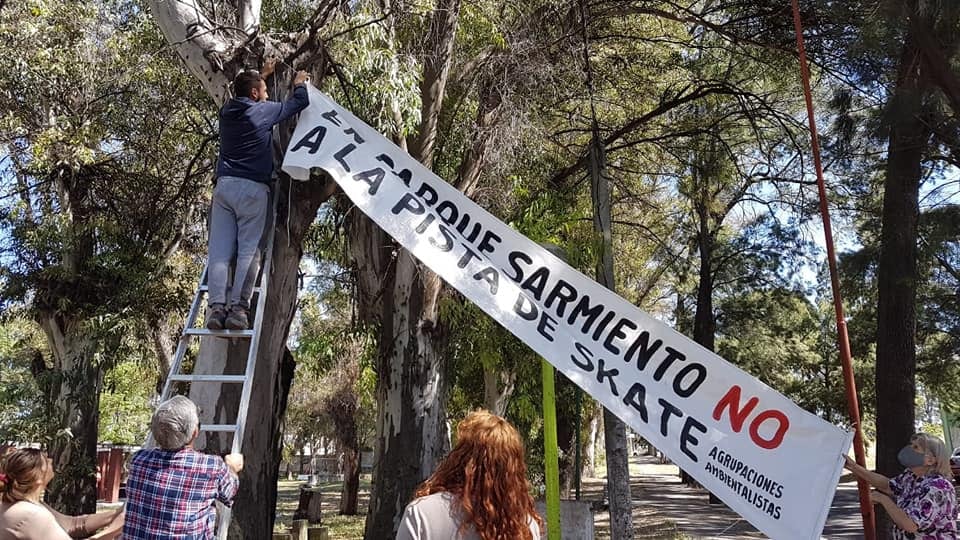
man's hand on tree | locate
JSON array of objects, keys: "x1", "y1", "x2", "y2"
[
  {"x1": 293, "y1": 70, "x2": 310, "y2": 86},
  {"x1": 224, "y1": 453, "x2": 244, "y2": 475},
  {"x1": 261, "y1": 58, "x2": 277, "y2": 79}
]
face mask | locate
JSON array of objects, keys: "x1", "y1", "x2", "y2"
[{"x1": 897, "y1": 445, "x2": 927, "y2": 468}]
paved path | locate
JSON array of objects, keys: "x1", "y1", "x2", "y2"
[{"x1": 623, "y1": 455, "x2": 865, "y2": 539}]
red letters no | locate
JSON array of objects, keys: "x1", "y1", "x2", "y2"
[
  {"x1": 749, "y1": 410, "x2": 790, "y2": 450},
  {"x1": 713, "y1": 385, "x2": 790, "y2": 450},
  {"x1": 712, "y1": 385, "x2": 759, "y2": 432}
]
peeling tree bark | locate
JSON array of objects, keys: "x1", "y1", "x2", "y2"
[
  {"x1": 359, "y1": 1, "x2": 470, "y2": 537},
  {"x1": 38, "y1": 317, "x2": 102, "y2": 515},
  {"x1": 362, "y1": 252, "x2": 451, "y2": 539},
  {"x1": 407, "y1": 0, "x2": 462, "y2": 169},
  {"x1": 482, "y1": 367, "x2": 515, "y2": 416},
  {"x1": 146, "y1": 0, "x2": 234, "y2": 103}
]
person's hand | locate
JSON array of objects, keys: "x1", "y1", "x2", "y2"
[
  {"x1": 225, "y1": 453, "x2": 244, "y2": 474},
  {"x1": 293, "y1": 70, "x2": 310, "y2": 86},
  {"x1": 843, "y1": 454, "x2": 856, "y2": 470},
  {"x1": 261, "y1": 58, "x2": 277, "y2": 79}
]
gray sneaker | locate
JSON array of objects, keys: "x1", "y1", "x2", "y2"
[
  {"x1": 225, "y1": 305, "x2": 249, "y2": 330},
  {"x1": 205, "y1": 303, "x2": 227, "y2": 330}
]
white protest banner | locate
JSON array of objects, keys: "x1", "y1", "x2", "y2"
[{"x1": 282, "y1": 85, "x2": 853, "y2": 540}]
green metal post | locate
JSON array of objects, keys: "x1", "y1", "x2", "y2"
[
  {"x1": 542, "y1": 358, "x2": 561, "y2": 540},
  {"x1": 574, "y1": 388, "x2": 582, "y2": 500}
]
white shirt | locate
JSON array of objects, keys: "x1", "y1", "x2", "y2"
[
  {"x1": 0, "y1": 501, "x2": 71, "y2": 540},
  {"x1": 396, "y1": 492, "x2": 541, "y2": 540}
]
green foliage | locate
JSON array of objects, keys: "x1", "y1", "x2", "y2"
[
  {"x1": 286, "y1": 285, "x2": 378, "y2": 455},
  {"x1": 322, "y1": 7, "x2": 423, "y2": 138},
  {"x1": 0, "y1": 315, "x2": 49, "y2": 443},
  {"x1": 98, "y1": 361, "x2": 153, "y2": 444}
]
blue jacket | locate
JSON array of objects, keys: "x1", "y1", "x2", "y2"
[{"x1": 216, "y1": 84, "x2": 309, "y2": 184}]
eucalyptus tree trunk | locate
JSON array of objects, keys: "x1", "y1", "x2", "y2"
[
  {"x1": 353, "y1": 0, "x2": 510, "y2": 532},
  {"x1": 37, "y1": 317, "x2": 102, "y2": 515},
  {"x1": 589, "y1": 131, "x2": 634, "y2": 539},
  {"x1": 483, "y1": 368, "x2": 516, "y2": 416},
  {"x1": 29, "y1": 166, "x2": 103, "y2": 515}
]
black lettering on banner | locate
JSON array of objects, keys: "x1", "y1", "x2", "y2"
[
  {"x1": 627, "y1": 331, "x2": 663, "y2": 369},
  {"x1": 457, "y1": 244, "x2": 480, "y2": 269},
  {"x1": 595, "y1": 359, "x2": 619, "y2": 396},
  {"x1": 658, "y1": 398, "x2": 683, "y2": 437},
  {"x1": 653, "y1": 346, "x2": 685, "y2": 381},
  {"x1": 622, "y1": 383, "x2": 649, "y2": 422},
  {"x1": 537, "y1": 312, "x2": 558, "y2": 342},
  {"x1": 290, "y1": 125, "x2": 327, "y2": 154},
  {"x1": 436, "y1": 200, "x2": 458, "y2": 225},
  {"x1": 522, "y1": 267, "x2": 550, "y2": 300},
  {"x1": 673, "y1": 362, "x2": 708, "y2": 398},
  {"x1": 392, "y1": 193, "x2": 424, "y2": 216},
  {"x1": 544, "y1": 279, "x2": 578, "y2": 317},
  {"x1": 503, "y1": 251, "x2": 533, "y2": 282},
  {"x1": 590, "y1": 311, "x2": 616, "y2": 342},
  {"x1": 473, "y1": 267, "x2": 499, "y2": 295},
  {"x1": 603, "y1": 317, "x2": 638, "y2": 356},
  {"x1": 514, "y1": 293, "x2": 538, "y2": 321},
  {"x1": 458, "y1": 221, "x2": 480, "y2": 242},
  {"x1": 334, "y1": 144, "x2": 357, "y2": 172},
  {"x1": 429, "y1": 224, "x2": 454, "y2": 252},
  {"x1": 375, "y1": 153, "x2": 394, "y2": 169},
  {"x1": 321, "y1": 109, "x2": 342, "y2": 126},
  {"x1": 343, "y1": 127, "x2": 364, "y2": 144},
  {"x1": 708, "y1": 446, "x2": 718, "y2": 459},
  {"x1": 414, "y1": 214, "x2": 435, "y2": 234},
  {"x1": 353, "y1": 168, "x2": 385, "y2": 195},
  {"x1": 416, "y1": 183, "x2": 439, "y2": 206},
  {"x1": 571, "y1": 342, "x2": 594, "y2": 371},
  {"x1": 394, "y1": 168, "x2": 413, "y2": 186},
  {"x1": 456, "y1": 213, "x2": 482, "y2": 242},
  {"x1": 477, "y1": 231, "x2": 502, "y2": 256},
  {"x1": 567, "y1": 295, "x2": 605, "y2": 334},
  {"x1": 680, "y1": 416, "x2": 707, "y2": 462}
]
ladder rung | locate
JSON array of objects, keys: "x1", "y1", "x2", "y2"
[
  {"x1": 184, "y1": 328, "x2": 254, "y2": 337},
  {"x1": 198, "y1": 285, "x2": 261, "y2": 293},
  {"x1": 168, "y1": 374, "x2": 247, "y2": 383},
  {"x1": 200, "y1": 424, "x2": 238, "y2": 432}
]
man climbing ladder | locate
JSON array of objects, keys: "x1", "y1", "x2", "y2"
[{"x1": 206, "y1": 63, "x2": 310, "y2": 330}]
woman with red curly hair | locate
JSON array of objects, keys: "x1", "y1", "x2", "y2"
[{"x1": 397, "y1": 410, "x2": 544, "y2": 540}]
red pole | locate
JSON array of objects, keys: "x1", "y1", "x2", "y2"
[{"x1": 788, "y1": 2, "x2": 876, "y2": 539}]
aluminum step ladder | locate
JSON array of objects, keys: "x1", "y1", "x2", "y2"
[{"x1": 146, "y1": 200, "x2": 277, "y2": 540}]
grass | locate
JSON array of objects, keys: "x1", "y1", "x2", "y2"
[{"x1": 274, "y1": 477, "x2": 370, "y2": 539}]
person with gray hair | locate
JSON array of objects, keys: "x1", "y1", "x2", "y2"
[
  {"x1": 844, "y1": 432, "x2": 957, "y2": 539},
  {"x1": 122, "y1": 396, "x2": 244, "y2": 539}
]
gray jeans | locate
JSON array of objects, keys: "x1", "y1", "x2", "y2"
[{"x1": 207, "y1": 176, "x2": 269, "y2": 309}]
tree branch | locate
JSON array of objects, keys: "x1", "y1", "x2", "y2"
[
  {"x1": 407, "y1": 0, "x2": 463, "y2": 167},
  {"x1": 548, "y1": 82, "x2": 745, "y2": 186}
]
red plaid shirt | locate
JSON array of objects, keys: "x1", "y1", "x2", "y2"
[{"x1": 122, "y1": 447, "x2": 239, "y2": 540}]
